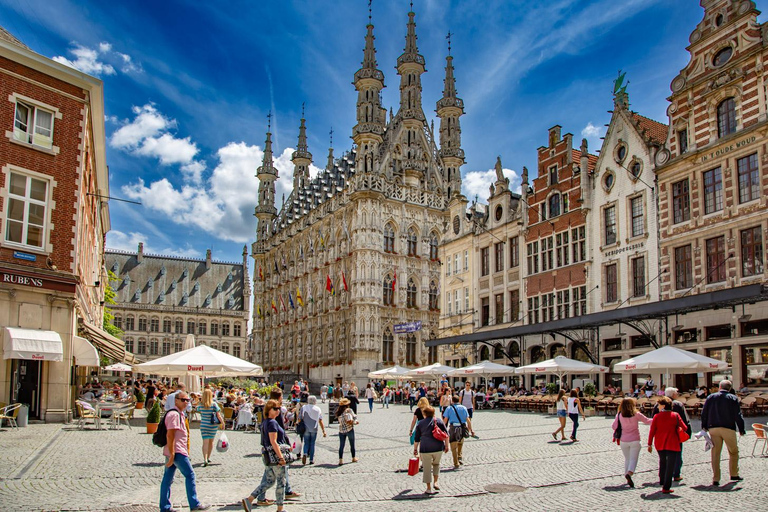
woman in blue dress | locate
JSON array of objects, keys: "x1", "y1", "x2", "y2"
[{"x1": 198, "y1": 388, "x2": 223, "y2": 466}]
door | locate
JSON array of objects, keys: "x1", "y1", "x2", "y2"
[{"x1": 14, "y1": 359, "x2": 41, "y2": 419}]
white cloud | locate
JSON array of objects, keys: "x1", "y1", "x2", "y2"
[
  {"x1": 106, "y1": 230, "x2": 201, "y2": 259},
  {"x1": 581, "y1": 122, "x2": 604, "y2": 139},
  {"x1": 53, "y1": 43, "x2": 115, "y2": 76},
  {"x1": 110, "y1": 104, "x2": 204, "y2": 183},
  {"x1": 462, "y1": 166, "x2": 521, "y2": 203}
]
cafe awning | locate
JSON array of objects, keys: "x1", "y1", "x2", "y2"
[
  {"x1": 3, "y1": 327, "x2": 63, "y2": 361},
  {"x1": 79, "y1": 320, "x2": 136, "y2": 365},
  {"x1": 72, "y1": 335, "x2": 99, "y2": 366}
]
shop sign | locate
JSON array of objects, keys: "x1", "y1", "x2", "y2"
[
  {"x1": 0, "y1": 270, "x2": 76, "y2": 293},
  {"x1": 2, "y1": 272, "x2": 43, "y2": 287},
  {"x1": 604, "y1": 242, "x2": 644, "y2": 257},
  {"x1": 701, "y1": 135, "x2": 757, "y2": 162},
  {"x1": 394, "y1": 321, "x2": 422, "y2": 334}
]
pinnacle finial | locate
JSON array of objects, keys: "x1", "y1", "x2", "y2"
[
  {"x1": 446, "y1": 31, "x2": 452, "y2": 55},
  {"x1": 267, "y1": 111, "x2": 272, "y2": 132},
  {"x1": 329, "y1": 127, "x2": 334, "y2": 148},
  {"x1": 301, "y1": 102, "x2": 305, "y2": 118},
  {"x1": 368, "y1": 0, "x2": 372, "y2": 23}
]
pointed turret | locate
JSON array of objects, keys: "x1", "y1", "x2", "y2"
[
  {"x1": 396, "y1": 9, "x2": 426, "y2": 121},
  {"x1": 326, "y1": 147, "x2": 335, "y2": 170},
  {"x1": 353, "y1": 10, "x2": 385, "y2": 176},
  {"x1": 255, "y1": 125, "x2": 278, "y2": 245},
  {"x1": 292, "y1": 115, "x2": 312, "y2": 191},
  {"x1": 437, "y1": 35, "x2": 464, "y2": 199}
]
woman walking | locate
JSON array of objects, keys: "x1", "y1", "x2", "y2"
[
  {"x1": 612, "y1": 397, "x2": 652, "y2": 487},
  {"x1": 365, "y1": 383, "x2": 376, "y2": 413},
  {"x1": 551, "y1": 390, "x2": 568, "y2": 441},
  {"x1": 336, "y1": 398, "x2": 359, "y2": 465},
  {"x1": 198, "y1": 389, "x2": 224, "y2": 466},
  {"x1": 567, "y1": 390, "x2": 585, "y2": 441},
  {"x1": 299, "y1": 396, "x2": 326, "y2": 465},
  {"x1": 241, "y1": 399, "x2": 288, "y2": 512},
  {"x1": 413, "y1": 406, "x2": 449, "y2": 495},
  {"x1": 439, "y1": 387, "x2": 452, "y2": 415},
  {"x1": 409, "y1": 397, "x2": 430, "y2": 439},
  {"x1": 648, "y1": 396, "x2": 687, "y2": 494}
]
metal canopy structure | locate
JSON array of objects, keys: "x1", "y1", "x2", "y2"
[{"x1": 426, "y1": 284, "x2": 768, "y2": 363}]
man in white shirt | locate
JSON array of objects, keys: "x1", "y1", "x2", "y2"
[
  {"x1": 459, "y1": 381, "x2": 476, "y2": 419},
  {"x1": 165, "y1": 383, "x2": 192, "y2": 413}
]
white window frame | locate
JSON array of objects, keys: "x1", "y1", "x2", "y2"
[
  {"x1": 7, "y1": 93, "x2": 62, "y2": 154},
  {"x1": 0, "y1": 165, "x2": 56, "y2": 253}
]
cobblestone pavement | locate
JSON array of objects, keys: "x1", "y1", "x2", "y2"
[{"x1": 0, "y1": 404, "x2": 766, "y2": 511}]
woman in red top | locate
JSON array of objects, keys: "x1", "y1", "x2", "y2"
[{"x1": 647, "y1": 396, "x2": 687, "y2": 494}]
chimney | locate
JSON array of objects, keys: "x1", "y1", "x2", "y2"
[
  {"x1": 137, "y1": 242, "x2": 144, "y2": 263},
  {"x1": 206, "y1": 249, "x2": 212, "y2": 270}
]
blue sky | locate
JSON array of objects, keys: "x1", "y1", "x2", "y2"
[{"x1": 2, "y1": 0, "x2": 761, "y2": 265}]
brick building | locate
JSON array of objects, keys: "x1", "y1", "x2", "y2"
[
  {"x1": 0, "y1": 27, "x2": 128, "y2": 422},
  {"x1": 654, "y1": 0, "x2": 768, "y2": 389}
]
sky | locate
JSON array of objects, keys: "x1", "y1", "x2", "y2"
[{"x1": 2, "y1": 0, "x2": 763, "y2": 265}]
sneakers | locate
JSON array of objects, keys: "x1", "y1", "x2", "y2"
[{"x1": 285, "y1": 491, "x2": 302, "y2": 500}]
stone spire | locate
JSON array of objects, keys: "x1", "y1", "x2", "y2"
[
  {"x1": 353, "y1": 9, "x2": 385, "y2": 175},
  {"x1": 396, "y1": 9, "x2": 426, "y2": 121},
  {"x1": 292, "y1": 113, "x2": 312, "y2": 191},
  {"x1": 255, "y1": 118, "x2": 278, "y2": 244},
  {"x1": 437, "y1": 33, "x2": 464, "y2": 199}
]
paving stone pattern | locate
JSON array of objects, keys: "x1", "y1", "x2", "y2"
[{"x1": 0, "y1": 405, "x2": 765, "y2": 511}]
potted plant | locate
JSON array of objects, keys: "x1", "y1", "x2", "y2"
[
  {"x1": 134, "y1": 389, "x2": 146, "y2": 410},
  {"x1": 583, "y1": 382, "x2": 597, "y2": 416},
  {"x1": 545, "y1": 382, "x2": 558, "y2": 396},
  {"x1": 146, "y1": 399, "x2": 161, "y2": 434}
]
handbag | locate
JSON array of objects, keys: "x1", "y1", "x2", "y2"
[
  {"x1": 262, "y1": 443, "x2": 296, "y2": 465},
  {"x1": 409, "y1": 430, "x2": 416, "y2": 445},
  {"x1": 211, "y1": 410, "x2": 221, "y2": 425},
  {"x1": 613, "y1": 414, "x2": 622, "y2": 445},
  {"x1": 296, "y1": 419, "x2": 306, "y2": 437},
  {"x1": 432, "y1": 419, "x2": 449, "y2": 442},
  {"x1": 678, "y1": 426, "x2": 690, "y2": 443},
  {"x1": 451, "y1": 405, "x2": 470, "y2": 439},
  {"x1": 407, "y1": 457, "x2": 419, "y2": 476}
]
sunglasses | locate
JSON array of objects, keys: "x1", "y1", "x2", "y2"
[{"x1": 178, "y1": 398, "x2": 190, "y2": 402}]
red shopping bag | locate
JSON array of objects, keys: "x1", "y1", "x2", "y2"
[{"x1": 407, "y1": 457, "x2": 419, "y2": 476}]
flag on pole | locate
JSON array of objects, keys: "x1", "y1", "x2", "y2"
[
  {"x1": 279, "y1": 294, "x2": 286, "y2": 311},
  {"x1": 259, "y1": 266, "x2": 264, "y2": 281},
  {"x1": 342, "y1": 271, "x2": 349, "y2": 292},
  {"x1": 392, "y1": 270, "x2": 397, "y2": 291},
  {"x1": 296, "y1": 287, "x2": 305, "y2": 307},
  {"x1": 326, "y1": 275, "x2": 335, "y2": 296},
  {"x1": 288, "y1": 292, "x2": 295, "y2": 309},
  {"x1": 271, "y1": 299, "x2": 278, "y2": 313}
]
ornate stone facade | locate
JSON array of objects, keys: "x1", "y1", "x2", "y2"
[{"x1": 252, "y1": 9, "x2": 461, "y2": 385}]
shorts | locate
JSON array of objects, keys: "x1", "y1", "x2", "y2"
[{"x1": 557, "y1": 410, "x2": 567, "y2": 418}]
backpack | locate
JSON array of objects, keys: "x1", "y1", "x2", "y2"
[{"x1": 152, "y1": 409, "x2": 181, "y2": 447}]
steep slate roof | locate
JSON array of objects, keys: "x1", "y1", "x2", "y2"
[
  {"x1": 630, "y1": 112, "x2": 668, "y2": 146},
  {"x1": 105, "y1": 250, "x2": 246, "y2": 311}
]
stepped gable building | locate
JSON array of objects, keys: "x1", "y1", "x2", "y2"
[
  {"x1": 588, "y1": 84, "x2": 667, "y2": 390},
  {"x1": 106, "y1": 244, "x2": 251, "y2": 362},
  {"x1": 253, "y1": 8, "x2": 462, "y2": 384},
  {"x1": 0, "y1": 26, "x2": 123, "y2": 422},
  {"x1": 440, "y1": 157, "x2": 524, "y2": 376},
  {"x1": 522, "y1": 127, "x2": 597, "y2": 368},
  {"x1": 653, "y1": 0, "x2": 768, "y2": 389}
]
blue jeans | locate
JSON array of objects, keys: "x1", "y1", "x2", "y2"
[
  {"x1": 569, "y1": 413, "x2": 579, "y2": 439},
  {"x1": 368, "y1": 398, "x2": 374, "y2": 412},
  {"x1": 303, "y1": 431, "x2": 318, "y2": 462},
  {"x1": 409, "y1": 396, "x2": 415, "y2": 410},
  {"x1": 339, "y1": 430, "x2": 356, "y2": 459},
  {"x1": 383, "y1": 396, "x2": 390, "y2": 408},
  {"x1": 673, "y1": 443, "x2": 683, "y2": 479},
  {"x1": 160, "y1": 454, "x2": 200, "y2": 512},
  {"x1": 251, "y1": 465, "x2": 286, "y2": 506}
]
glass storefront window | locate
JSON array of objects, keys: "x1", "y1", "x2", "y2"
[{"x1": 743, "y1": 343, "x2": 768, "y2": 387}]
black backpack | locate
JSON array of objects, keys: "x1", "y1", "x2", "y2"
[{"x1": 152, "y1": 409, "x2": 181, "y2": 447}]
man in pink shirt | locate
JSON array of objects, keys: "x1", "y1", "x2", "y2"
[{"x1": 160, "y1": 392, "x2": 210, "y2": 512}]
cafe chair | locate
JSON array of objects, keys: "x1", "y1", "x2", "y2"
[
  {"x1": 0, "y1": 403, "x2": 22, "y2": 428},
  {"x1": 751, "y1": 423, "x2": 767, "y2": 456},
  {"x1": 75, "y1": 402, "x2": 97, "y2": 430}
]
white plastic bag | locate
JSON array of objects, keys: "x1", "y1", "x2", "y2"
[
  {"x1": 292, "y1": 440, "x2": 303, "y2": 455},
  {"x1": 216, "y1": 432, "x2": 230, "y2": 452}
]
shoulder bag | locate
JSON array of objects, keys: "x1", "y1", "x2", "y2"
[
  {"x1": 451, "y1": 404, "x2": 470, "y2": 439},
  {"x1": 432, "y1": 419, "x2": 449, "y2": 442},
  {"x1": 612, "y1": 413, "x2": 622, "y2": 445}
]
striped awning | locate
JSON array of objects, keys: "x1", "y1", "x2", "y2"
[{"x1": 79, "y1": 320, "x2": 136, "y2": 365}]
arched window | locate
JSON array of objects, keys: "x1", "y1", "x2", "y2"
[
  {"x1": 405, "y1": 334, "x2": 417, "y2": 365},
  {"x1": 233, "y1": 344, "x2": 241, "y2": 358},
  {"x1": 222, "y1": 322, "x2": 230, "y2": 336},
  {"x1": 548, "y1": 194, "x2": 561, "y2": 218},
  {"x1": 549, "y1": 343, "x2": 566, "y2": 358},
  {"x1": 479, "y1": 345, "x2": 490, "y2": 361},
  {"x1": 234, "y1": 323, "x2": 241, "y2": 337},
  {"x1": 428, "y1": 281, "x2": 438, "y2": 310},
  {"x1": 211, "y1": 322, "x2": 219, "y2": 336},
  {"x1": 493, "y1": 343, "x2": 505, "y2": 360},
  {"x1": 174, "y1": 340, "x2": 182, "y2": 352},
  {"x1": 162, "y1": 340, "x2": 171, "y2": 355},
  {"x1": 382, "y1": 328, "x2": 394, "y2": 363},
  {"x1": 406, "y1": 278, "x2": 417, "y2": 308},
  {"x1": 508, "y1": 340, "x2": 520, "y2": 359},
  {"x1": 383, "y1": 276, "x2": 394, "y2": 306},
  {"x1": 221, "y1": 343, "x2": 230, "y2": 354},
  {"x1": 530, "y1": 345, "x2": 546, "y2": 363},
  {"x1": 383, "y1": 223, "x2": 395, "y2": 252},
  {"x1": 407, "y1": 228, "x2": 418, "y2": 257},
  {"x1": 572, "y1": 344, "x2": 590, "y2": 363},
  {"x1": 198, "y1": 321, "x2": 207, "y2": 335},
  {"x1": 429, "y1": 233, "x2": 439, "y2": 260},
  {"x1": 717, "y1": 97, "x2": 736, "y2": 138}
]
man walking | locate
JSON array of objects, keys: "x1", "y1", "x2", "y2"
[
  {"x1": 160, "y1": 392, "x2": 210, "y2": 512},
  {"x1": 459, "y1": 381, "x2": 477, "y2": 426},
  {"x1": 442, "y1": 395, "x2": 473, "y2": 469},
  {"x1": 700, "y1": 380, "x2": 746, "y2": 486},
  {"x1": 652, "y1": 387, "x2": 691, "y2": 482}
]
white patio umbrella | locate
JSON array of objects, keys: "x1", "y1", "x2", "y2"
[
  {"x1": 447, "y1": 360, "x2": 518, "y2": 377},
  {"x1": 406, "y1": 362, "x2": 456, "y2": 378},
  {"x1": 133, "y1": 345, "x2": 263, "y2": 378},
  {"x1": 515, "y1": 356, "x2": 608, "y2": 387},
  {"x1": 181, "y1": 334, "x2": 202, "y2": 394},
  {"x1": 614, "y1": 345, "x2": 729, "y2": 375},
  {"x1": 367, "y1": 365, "x2": 413, "y2": 380},
  {"x1": 103, "y1": 362, "x2": 133, "y2": 372}
]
